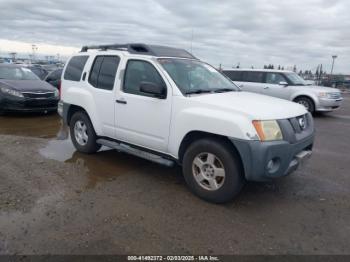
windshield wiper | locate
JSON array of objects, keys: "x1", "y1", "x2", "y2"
[
  {"x1": 214, "y1": 88, "x2": 236, "y2": 93},
  {"x1": 185, "y1": 89, "x2": 213, "y2": 95}
]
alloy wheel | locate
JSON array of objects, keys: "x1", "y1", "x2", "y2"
[{"x1": 192, "y1": 152, "x2": 226, "y2": 191}]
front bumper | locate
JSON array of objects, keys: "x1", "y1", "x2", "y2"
[
  {"x1": 231, "y1": 135, "x2": 314, "y2": 181},
  {"x1": 0, "y1": 96, "x2": 59, "y2": 113},
  {"x1": 316, "y1": 97, "x2": 343, "y2": 112},
  {"x1": 230, "y1": 113, "x2": 315, "y2": 181}
]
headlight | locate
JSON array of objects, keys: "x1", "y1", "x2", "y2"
[
  {"x1": 0, "y1": 87, "x2": 24, "y2": 98},
  {"x1": 252, "y1": 120, "x2": 283, "y2": 141},
  {"x1": 318, "y1": 92, "x2": 332, "y2": 98},
  {"x1": 54, "y1": 89, "x2": 59, "y2": 98}
]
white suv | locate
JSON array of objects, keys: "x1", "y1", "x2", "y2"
[
  {"x1": 58, "y1": 44, "x2": 314, "y2": 203},
  {"x1": 223, "y1": 69, "x2": 343, "y2": 113}
]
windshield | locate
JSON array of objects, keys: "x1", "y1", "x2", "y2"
[
  {"x1": 284, "y1": 72, "x2": 308, "y2": 86},
  {"x1": 0, "y1": 66, "x2": 40, "y2": 80},
  {"x1": 158, "y1": 58, "x2": 238, "y2": 94}
]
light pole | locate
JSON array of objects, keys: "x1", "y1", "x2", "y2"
[
  {"x1": 32, "y1": 44, "x2": 38, "y2": 63},
  {"x1": 331, "y1": 55, "x2": 338, "y2": 76}
]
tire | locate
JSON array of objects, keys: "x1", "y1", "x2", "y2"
[
  {"x1": 294, "y1": 97, "x2": 315, "y2": 114},
  {"x1": 182, "y1": 138, "x2": 245, "y2": 203},
  {"x1": 69, "y1": 111, "x2": 101, "y2": 154}
]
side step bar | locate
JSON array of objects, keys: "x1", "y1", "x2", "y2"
[{"x1": 96, "y1": 138, "x2": 175, "y2": 167}]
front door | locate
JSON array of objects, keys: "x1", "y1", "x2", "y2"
[
  {"x1": 263, "y1": 72, "x2": 292, "y2": 100},
  {"x1": 115, "y1": 59, "x2": 172, "y2": 153}
]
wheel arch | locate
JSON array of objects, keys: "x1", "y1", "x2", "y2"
[
  {"x1": 66, "y1": 104, "x2": 90, "y2": 126},
  {"x1": 293, "y1": 95, "x2": 316, "y2": 110},
  {"x1": 178, "y1": 131, "x2": 245, "y2": 175}
]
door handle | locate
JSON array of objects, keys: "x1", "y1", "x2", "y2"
[
  {"x1": 264, "y1": 86, "x2": 269, "y2": 89},
  {"x1": 116, "y1": 99, "x2": 127, "y2": 104}
]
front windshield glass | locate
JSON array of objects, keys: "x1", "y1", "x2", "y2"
[
  {"x1": 158, "y1": 58, "x2": 238, "y2": 94},
  {"x1": 0, "y1": 66, "x2": 40, "y2": 80},
  {"x1": 285, "y1": 72, "x2": 307, "y2": 86}
]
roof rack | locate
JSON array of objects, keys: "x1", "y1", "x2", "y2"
[{"x1": 80, "y1": 43, "x2": 197, "y2": 59}]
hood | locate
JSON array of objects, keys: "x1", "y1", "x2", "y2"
[
  {"x1": 0, "y1": 79, "x2": 56, "y2": 92},
  {"x1": 189, "y1": 91, "x2": 307, "y2": 120},
  {"x1": 298, "y1": 85, "x2": 341, "y2": 93}
]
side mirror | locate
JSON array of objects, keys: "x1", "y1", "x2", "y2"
[
  {"x1": 139, "y1": 81, "x2": 166, "y2": 98},
  {"x1": 279, "y1": 81, "x2": 288, "y2": 87}
]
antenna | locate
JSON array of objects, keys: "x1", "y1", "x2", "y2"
[{"x1": 190, "y1": 29, "x2": 194, "y2": 53}]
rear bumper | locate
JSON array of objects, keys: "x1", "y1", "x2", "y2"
[
  {"x1": 230, "y1": 134, "x2": 314, "y2": 182},
  {"x1": 0, "y1": 97, "x2": 58, "y2": 113},
  {"x1": 316, "y1": 97, "x2": 343, "y2": 112}
]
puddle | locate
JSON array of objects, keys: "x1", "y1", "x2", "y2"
[
  {"x1": 40, "y1": 139, "x2": 76, "y2": 162},
  {"x1": 0, "y1": 113, "x2": 61, "y2": 138},
  {"x1": 40, "y1": 134, "x2": 152, "y2": 189},
  {"x1": 1, "y1": 112, "x2": 178, "y2": 190},
  {"x1": 66, "y1": 149, "x2": 150, "y2": 189}
]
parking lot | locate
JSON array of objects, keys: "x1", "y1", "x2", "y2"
[{"x1": 0, "y1": 95, "x2": 349, "y2": 255}]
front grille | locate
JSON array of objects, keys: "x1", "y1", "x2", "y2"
[
  {"x1": 24, "y1": 100, "x2": 58, "y2": 108},
  {"x1": 278, "y1": 113, "x2": 314, "y2": 144},
  {"x1": 23, "y1": 92, "x2": 55, "y2": 99},
  {"x1": 289, "y1": 114, "x2": 308, "y2": 134},
  {"x1": 328, "y1": 92, "x2": 341, "y2": 99}
]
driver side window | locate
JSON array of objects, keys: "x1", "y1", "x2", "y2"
[
  {"x1": 266, "y1": 73, "x2": 286, "y2": 85},
  {"x1": 123, "y1": 60, "x2": 165, "y2": 97}
]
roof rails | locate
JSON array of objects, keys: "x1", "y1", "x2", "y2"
[{"x1": 80, "y1": 43, "x2": 197, "y2": 59}]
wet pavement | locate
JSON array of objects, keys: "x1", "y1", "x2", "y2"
[{"x1": 0, "y1": 95, "x2": 350, "y2": 255}]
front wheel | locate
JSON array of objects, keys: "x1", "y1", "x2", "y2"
[
  {"x1": 182, "y1": 138, "x2": 245, "y2": 203},
  {"x1": 294, "y1": 97, "x2": 315, "y2": 114},
  {"x1": 69, "y1": 111, "x2": 101, "y2": 154}
]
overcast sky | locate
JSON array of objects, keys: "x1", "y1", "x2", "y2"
[{"x1": 0, "y1": 0, "x2": 349, "y2": 73}]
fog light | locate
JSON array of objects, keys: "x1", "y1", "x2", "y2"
[{"x1": 266, "y1": 158, "x2": 280, "y2": 173}]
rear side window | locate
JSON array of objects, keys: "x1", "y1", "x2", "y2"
[
  {"x1": 223, "y1": 71, "x2": 242, "y2": 81},
  {"x1": 88, "y1": 56, "x2": 120, "y2": 90},
  {"x1": 88, "y1": 56, "x2": 104, "y2": 88},
  {"x1": 64, "y1": 56, "x2": 89, "y2": 81},
  {"x1": 242, "y1": 71, "x2": 264, "y2": 83}
]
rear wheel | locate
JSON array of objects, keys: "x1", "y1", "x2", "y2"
[
  {"x1": 182, "y1": 138, "x2": 245, "y2": 203},
  {"x1": 69, "y1": 111, "x2": 101, "y2": 154},
  {"x1": 294, "y1": 97, "x2": 315, "y2": 114}
]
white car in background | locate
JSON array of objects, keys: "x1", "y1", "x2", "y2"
[{"x1": 223, "y1": 69, "x2": 343, "y2": 113}]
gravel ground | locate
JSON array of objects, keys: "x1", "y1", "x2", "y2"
[{"x1": 0, "y1": 95, "x2": 349, "y2": 255}]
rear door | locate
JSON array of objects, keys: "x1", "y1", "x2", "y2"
[
  {"x1": 239, "y1": 71, "x2": 265, "y2": 94},
  {"x1": 263, "y1": 72, "x2": 292, "y2": 99},
  {"x1": 87, "y1": 55, "x2": 120, "y2": 138}
]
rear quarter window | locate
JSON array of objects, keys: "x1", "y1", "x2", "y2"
[{"x1": 64, "y1": 56, "x2": 89, "y2": 81}]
